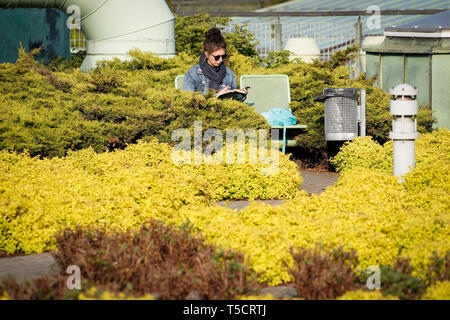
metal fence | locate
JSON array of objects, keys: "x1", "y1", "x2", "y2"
[
  {"x1": 223, "y1": 21, "x2": 365, "y2": 60},
  {"x1": 70, "y1": 29, "x2": 85, "y2": 53}
]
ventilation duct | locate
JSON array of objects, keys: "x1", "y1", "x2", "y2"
[{"x1": 0, "y1": 0, "x2": 176, "y2": 71}]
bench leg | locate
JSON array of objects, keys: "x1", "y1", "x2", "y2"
[{"x1": 282, "y1": 126, "x2": 286, "y2": 154}]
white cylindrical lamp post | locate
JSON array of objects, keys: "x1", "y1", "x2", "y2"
[{"x1": 388, "y1": 84, "x2": 419, "y2": 182}]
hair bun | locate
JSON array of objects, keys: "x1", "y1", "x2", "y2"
[
  {"x1": 203, "y1": 27, "x2": 227, "y2": 53},
  {"x1": 205, "y1": 28, "x2": 223, "y2": 41}
]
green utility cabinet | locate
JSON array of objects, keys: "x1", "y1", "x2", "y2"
[{"x1": 363, "y1": 10, "x2": 450, "y2": 129}]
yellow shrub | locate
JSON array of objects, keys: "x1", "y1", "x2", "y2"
[
  {"x1": 0, "y1": 140, "x2": 301, "y2": 254},
  {"x1": 421, "y1": 281, "x2": 450, "y2": 300},
  {"x1": 238, "y1": 293, "x2": 276, "y2": 300},
  {"x1": 0, "y1": 291, "x2": 9, "y2": 300},
  {"x1": 337, "y1": 290, "x2": 399, "y2": 300},
  {"x1": 0, "y1": 130, "x2": 448, "y2": 287},
  {"x1": 78, "y1": 287, "x2": 155, "y2": 300},
  {"x1": 330, "y1": 136, "x2": 392, "y2": 173},
  {"x1": 331, "y1": 127, "x2": 450, "y2": 175},
  {"x1": 171, "y1": 167, "x2": 448, "y2": 285}
]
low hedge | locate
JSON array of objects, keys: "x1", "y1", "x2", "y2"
[
  {"x1": 0, "y1": 47, "x2": 268, "y2": 158},
  {"x1": 0, "y1": 31, "x2": 434, "y2": 160}
]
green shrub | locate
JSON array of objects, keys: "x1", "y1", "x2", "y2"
[
  {"x1": 48, "y1": 50, "x2": 86, "y2": 72},
  {"x1": 330, "y1": 136, "x2": 391, "y2": 173},
  {"x1": 0, "y1": 48, "x2": 268, "y2": 158},
  {"x1": 260, "y1": 50, "x2": 292, "y2": 68},
  {"x1": 0, "y1": 25, "x2": 434, "y2": 161},
  {"x1": 175, "y1": 14, "x2": 258, "y2": 57}
]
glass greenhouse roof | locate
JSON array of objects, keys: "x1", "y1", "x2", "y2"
[
  {"x1": 386, "y1": 9, "x2": 450, "y2": 31},
  {"x1": 229, "y1": 0, "x2": 450, "y2": 51}
]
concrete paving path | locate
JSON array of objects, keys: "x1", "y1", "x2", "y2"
[
  {"x1": 0, "y1": 170, "x2": 339, "y2": 285},
  {"x1": 0, "y1": 253, "x2": 60, "y2": 284},
  {"x1": 299, "y1": 170, "x2": 339, "y2": 195},
  {"x1": 215, "y1": 170, "x2": 339, "y2": 211}
]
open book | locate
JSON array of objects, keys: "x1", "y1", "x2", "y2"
[{"x1": 217, "y1": 86, "x2": 250, "y2": 102}]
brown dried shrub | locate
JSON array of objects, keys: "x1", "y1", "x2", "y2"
[
  {"x1": 288, "y1": 246, "x2": 360, "y2": 300},
  {"x1": 105, "y1": 136, "x2": 127, "y2": 151},
  {"x1": 0, "y1": 220, "x2": 260, "y2": 299},
  {"x1": 0, "y1": 251, "x2": 27, "y2": 258},
  {"x1": 0, "y1": 275, "x2": 80, "y2": 300},
  {"x1": 425, "y1": 251, "x2": 450, "y2": 285},
  {"x1": 36, "y1": 66, "x2": 73, "y2": 93},
  {"x1": 393, "y1": 257, "x2": 414, "y2": 275}
]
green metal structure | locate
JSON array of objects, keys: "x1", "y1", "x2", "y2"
[
  {"x1": 0, "y1": 8, "x2": 70, "y2": 64},
  {"x1": 364, "y1": 10, "x2": 450, "y2": 129}
]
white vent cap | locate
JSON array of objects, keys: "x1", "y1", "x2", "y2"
[{"x1": 389, "y1": 83, "x2": 418, "y2": 97}]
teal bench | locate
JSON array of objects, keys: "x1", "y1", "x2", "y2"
[{"x1": 175, "y1": 74, "x2": 307, "y2": 153}]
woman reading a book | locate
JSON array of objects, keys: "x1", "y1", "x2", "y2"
[{"x1": 183, "y1": 28, "x2": 247, "y2": 99}]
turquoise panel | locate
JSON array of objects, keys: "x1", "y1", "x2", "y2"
[
  {"x1": 175, "y1": 75, "x2": 184, "y2": 89},
  {"x1": 381, "y1": 54, "x2": 404, "y2": 93},
  {"x1": 406, "y1": 55, "x2": 430, "y2": 108},
  {"x1": 0, "y1": 8, "x2": 70, "y2": 64},
  {"x1": 432, "y1": 54, "x2": 450, "y2": 129},
  {"x1": 240, "y1": 74, "x2": 291, "y2": 114},
  {"x1": 365, "y1": 53, "x2": 380, "y2": 87}
]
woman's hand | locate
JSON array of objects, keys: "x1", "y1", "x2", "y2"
[{"x1": 216, "y1": 85, "x2": 231, "y2": 97}]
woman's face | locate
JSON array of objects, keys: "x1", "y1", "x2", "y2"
[{"x1": 205, "y1": 48, "x2": 226, "y2": 67}]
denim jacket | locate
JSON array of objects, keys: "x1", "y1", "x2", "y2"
[{"x1": 183, "y1": 63, "x2": 237, "y2": 94}]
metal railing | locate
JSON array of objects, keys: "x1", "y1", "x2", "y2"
[
  {"x1": 172, "y1": 0, "x2": 270, "y2": 13},
  {"x1": 178, "y1": 10, "x2": 446, "y2": 16},
  {"x1": 223, "y1": 20, "x2": 364, "y2": 60}
]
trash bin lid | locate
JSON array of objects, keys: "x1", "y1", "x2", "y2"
[
  {"x1": 323, "y1": 88, "x2": 358, "y2": 100},
  {"x1": 314, "y1": 88, "x2": 358, "y2": 102}
]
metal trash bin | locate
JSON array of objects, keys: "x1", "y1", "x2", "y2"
[{"x1": 314, "y1": 88, "x2": 359, "y2": 141}]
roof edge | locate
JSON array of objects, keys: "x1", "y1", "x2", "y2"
[{"x1": 384, "y1": 30, "x2": 450, "y2": 38}]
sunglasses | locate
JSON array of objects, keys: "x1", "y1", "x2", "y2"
[{"x1": 211, "y1": 54, "x2": 227, "y2": 61}]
